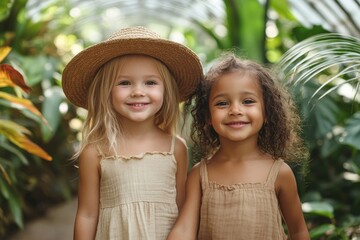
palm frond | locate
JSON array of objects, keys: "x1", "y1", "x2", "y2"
[{"x1": 276, "y1": 33, "x2": 360, "y2": 103}]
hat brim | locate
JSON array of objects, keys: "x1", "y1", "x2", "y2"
[{"x1": 62, "y1": 38, "x2": 203, "y2": 109}]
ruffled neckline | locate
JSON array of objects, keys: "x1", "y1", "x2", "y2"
[
  {"x1": 100, "y1": 151, "x2": 173, "y2": 161},
  {"x1": 208, "y1": 180, "x2": 267, "y2": 191}
]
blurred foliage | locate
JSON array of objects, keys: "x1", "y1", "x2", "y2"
[
  {"x1": 0, "y1": 46, "x2": 53, "y2": 230},
  {"x1": 0, "y1": 0, "x2": 78, "y2": 237},
  {"x1": 0, "y1": 0, "x2": 359, "y2": 239},
  {"x1": 276, "y1": 33, "x2": 360, "y2": 239}
]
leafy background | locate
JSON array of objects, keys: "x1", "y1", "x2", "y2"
[{"x1": 1, "y1": 0, "x2": 359, "y2": 239}]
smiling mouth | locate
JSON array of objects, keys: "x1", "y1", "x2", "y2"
[
  {"x1": 127, "y1": 103, "x2": 149, "y2": 107},
  {"x1": 225, "y1": 121, "x2": 248, "y2": 127}
]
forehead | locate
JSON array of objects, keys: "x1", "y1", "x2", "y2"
[{"x1": 210, "y1": 70, "x2": 262, "y2": 96}]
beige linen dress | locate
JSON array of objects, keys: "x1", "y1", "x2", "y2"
[
  {"x1": 95, "y1": 137, "x2": 178, "y2": 240},
  {"x1": 198, "y1": 159, "x2": 287, "y2": 240}
]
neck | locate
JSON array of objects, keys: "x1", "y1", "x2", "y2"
[
  {"x1": 118, "y1": 117, "x2": 159, "y2": 138},
  {"x1": 216, "y1": 137, "x2": 265, "y2": 162}
]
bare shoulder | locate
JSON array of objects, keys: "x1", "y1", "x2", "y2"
[
  {"x1": 78, "y1": 144, "x2": 101, "y2": 170},
  {"x1": 173, "y1": 135, "x2": 188, "y2": 160},
  {"x1": 188, "y1": 162, "x2": 201, "y2": 179},
  {"x1": 174, "y1": 135, "x2": 188, "y2": 150},
  {"x1": 276, "y1": 161, "x2": 297, "y2": 193},
  {"x1": 278, "y1": 161, "x2": 296, "y2": 179}
]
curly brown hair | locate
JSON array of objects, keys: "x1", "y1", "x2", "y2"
[{"x1": 185, "y1": 53, "x2": 308, "y2": 165}]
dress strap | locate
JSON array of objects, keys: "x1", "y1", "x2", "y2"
[
  {"x1": 265, "y1": 160, "x2": 283, "y2": 187},
  {"x1": 96, "y1": 145, "x2": 104, "y2": 158},
  {"x1": 199, "y1": 160, "x2": 209, "y2": 191},
  {"x1": 170, "y1": 135, "x2": 176, "y2": 154}
]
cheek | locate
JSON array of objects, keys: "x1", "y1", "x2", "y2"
[
  {"x1": 111, "y1": 88, "x2": 126, "y2": 105},
  {"x1": 154, "y1": 88, "x2": 165, "y2": 103},
  {"x1": 209, "y1": 110, "x2": 222, "y2": 125}
]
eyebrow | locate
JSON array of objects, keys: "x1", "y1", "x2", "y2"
[
  {"x1": 211, "y1": 90, "x2": 258, "y2": 100},
  {"x1": 116, "y1": 75, "x2": 163, "y2": 81}
]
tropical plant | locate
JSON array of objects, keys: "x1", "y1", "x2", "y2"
[
  {"x1": 276, "y1": 33, "x2": 360, "y2": 239},
  {"x1": 0, "y1": 46, "x2": 52, "y2": 233},
  {"x1": 0, "y1": 0, "x2": 78, "y2": 237}
]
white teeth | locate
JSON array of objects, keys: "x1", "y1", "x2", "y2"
[{"x1": 132, "y1": 103, "x2": 145, "y2": 107}]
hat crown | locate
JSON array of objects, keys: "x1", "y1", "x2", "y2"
[{"x1": 108, "y1": 26, "x2": 161, "y2": 41}]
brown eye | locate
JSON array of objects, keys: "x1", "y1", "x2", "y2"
[
  {"x1": 145, "y1": 80, "x2": 158, "y2": 85},
  {"x1": 117, "y1": 80, "x2": 130, "y2": 85},
  {"x1": 215, "y1": 101, "x2": 228, "y2": 107},
  {"x1": 243, "y1": 99, "x2": 255, "y2": 105}
]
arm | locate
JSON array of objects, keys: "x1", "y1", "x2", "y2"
[
  {"x1": 167, "y1": 164, "x2": 202, "y2": 240},
  {"x1": 276, "y1": 163, "x2": 309, "y2": 240},
  {"x1": 73, "y1": 145, "x2": 100, "y2": 240},
  {"x1": 173, "y1": 136, "x2": 189, "y2": 209}
]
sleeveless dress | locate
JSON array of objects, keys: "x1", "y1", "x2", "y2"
[
  {"x1": 198, "y1": 159, "x2": 287, "y2": 240},
  {"x1": 95, "y1": 136, "x2": 178, "y2": 240}
]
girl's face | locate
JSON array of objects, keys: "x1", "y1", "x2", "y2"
[
  {"x1": 111, "y1": 55, "x2": 165, "y2": 124},
  {"x1": 208, "y1": 70, "x2": 265, "y2": 144}
]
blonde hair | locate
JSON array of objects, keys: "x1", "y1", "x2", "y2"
[{"x1": 75, "y1": 54, "x2": 180, "y2": 157}]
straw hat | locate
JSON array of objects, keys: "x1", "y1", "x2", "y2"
[{"x1": 62, "y1": 26, "x2": 203, "y2": 109}]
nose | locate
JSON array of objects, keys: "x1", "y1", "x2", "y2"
[
  {"x1": 228, "y1": 103, "x2": 242, "y2": 116},
  {"x1": 130, "y1": 85, "x2": 145, "y2": 97}
]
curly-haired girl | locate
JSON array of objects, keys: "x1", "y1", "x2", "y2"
[{"x1": 168, "y1": 53, "x2": 309, "y2": 240}]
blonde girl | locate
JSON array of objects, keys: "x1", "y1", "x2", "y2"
[{"x1": 62, "y1": 26, "x2": 203, "y2": 240}]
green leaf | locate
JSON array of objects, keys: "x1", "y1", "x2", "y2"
[
  {"x1": 270, "y1": 0, "x2": 297, "y2": 21},
  {"x1": 0, "y1": 140, "x2": 29, "y2": 165},
  {"x1": 0, "y1": 0, "x2": 14, "y2": 22},
  {"x1": 8, "y1": 54, "x2": 59, "y2": 87},
  {"x1": 41, "y1": 86, "x2": 65, "y2": 142},
  {"x1": 341, "y1": 112, "x2": 360, "y2": 150},
  {"x1": 309, "y1": 224, "x2": 335, "y2": 239},
  {"x1": 299, "y1": 82, "x2": 340, "y2": 142},
  {"x1": 0, "y1": 174, "x2": 10, "y2": 198},
  {"x1": 277, "y1": 33, "x2": 360, "y2": 101},
  {"x1": 302, "y1": 201, "x2": 334, "y2": 219},
  {"x1": 224, "y1": 0, "x2": 264, "y2": 61},
  {"x1": 8, "y1": 191, "x2": 24, "y2": 228}
]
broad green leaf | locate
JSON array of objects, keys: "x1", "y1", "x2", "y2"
[
  {"x1": 0, "y1": 119, "x2": 52, "y2": 161},
  {"x1": 11, "y1": 54, "x2": 56, "y2": 86},
  {"x1": 341, "y1": 112, "x2": 360, "y2": 150},
  {"x1": 301, "y1": 85, "x2": 340, "y2": 141},
  {"x1": 309, "y1": 224, "x2": 335, "y2": 239},
  {"x1": 302, "y1": 201, "x2": 334, "y2": 219}
]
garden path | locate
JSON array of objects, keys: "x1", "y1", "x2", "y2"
[{"x1": 6, "y1": 198, "x2": 76, "y2": 240}]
